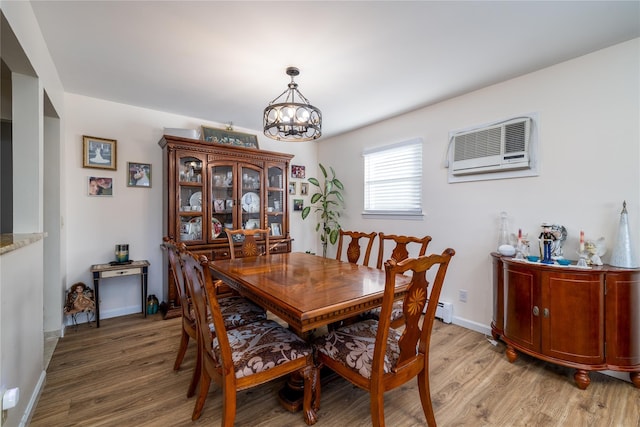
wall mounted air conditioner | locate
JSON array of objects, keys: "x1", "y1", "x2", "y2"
[{"x1": 451, "y1": 117, "x2": 531, "y2": 176}]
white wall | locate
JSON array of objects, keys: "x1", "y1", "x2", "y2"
[
  {"x1": 1, "y1": 2, "x2": 66, "y2": 425},
  {"x1": 318, "y1": 39, "x2": 640, "y2": 333},
  {"x1": 64, "y1": 94, "x2": 318, "y2": 318}
]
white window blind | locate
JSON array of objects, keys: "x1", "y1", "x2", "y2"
[{"x1": 363, "y1": 138, "x2": 422, "y2": 215}]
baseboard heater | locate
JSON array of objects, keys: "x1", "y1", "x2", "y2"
[{"x1": 426, "y1": 300, "x2": 453, "y2": 324}]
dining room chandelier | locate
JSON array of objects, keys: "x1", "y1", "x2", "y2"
[{"x1": 263, "y1": 67, "x2": 322, "y2": 142}]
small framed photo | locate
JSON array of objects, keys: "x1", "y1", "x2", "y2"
[
  {"x1": 214, "y1": 199, "x2": 225, "y2": 213},
  {"x1": 201, "y1": 126, "x2": 259, "y2": 149},
  {"x1": 293, "y1": 199, "x2": 304, "y2": 211},
  {"x1": 271, "y1": 223, "x2": 281, "y2": 236},
  {"x1": 127, "y1": 162, "x2": 151, "y2": 187},
  {"x1": 83, "y1": 136, "x2": 117, "y2": 170},
  {"x1": 300, "y1": 182, "x2": 309, "y2": 196},
  {"x1": 288, "y1": 182, "x2": 296, "y2": 195},
  {"x1": 291, "y1": 165, "x2": 305, "y2": 179},
  {"x1": 88, "y1": 176, "x2": 113, "y2": 196}
]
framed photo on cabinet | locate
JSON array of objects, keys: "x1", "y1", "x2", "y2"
[{"x1": 83, "y1": 135, "x2": 117, "y2": 170}]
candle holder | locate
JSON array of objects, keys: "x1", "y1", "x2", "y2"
[{"x1": 576, "y1": 250, "x2": 589, "y2": 268}]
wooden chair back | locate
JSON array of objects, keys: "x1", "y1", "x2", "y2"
[
  {"x1": 375, "y1": 232, "x2": 432, "y2": 269},
  {"x1": 225, "y1": 228, "x2": 270, "y2": 259},
  {"x1": 315, "y1": 248, "x2": 455, "y2": 426},
  {"x1": 163, "y1": 237, "x2": 190, "y2": 318},
  {"x1": 181, "y1": 250, "x2": 318, "y2": 424},
  {"x1": 335, "y1": 229, "x2": 377, "y2": 266}
]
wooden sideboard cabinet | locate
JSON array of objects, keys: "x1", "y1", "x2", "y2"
[
  {"x1": 491, "y1": 253, "x2": 640, "y2": 389},
  {"x1": 159, "y1": 135, "x2": 294, "y2": 312}
]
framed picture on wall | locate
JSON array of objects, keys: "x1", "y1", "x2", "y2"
[
  {"x1": 127, "y1": 162, "x2": 151, "y2": 187},
  {"x1": 289, "y1": 182, "x2": 296, "y2": 195},
  {"x1": 201, "y1": 126, "x2": 259, "y2": 149},
  {"x1": 83, "y1": 135, "x2": 117, "y2": 170},
  {"x1": 300, "y1": 182, "x2": 309, "y2": 196},
  {"x1": 291, "y1": 165, "x2": 305, "y2": 178},
  {"x1": 293, "y1": 199, "x2": 304, "y2": 211},
  {"x1": 88, "y1": 176, "x2": 113, "y2": 196}
]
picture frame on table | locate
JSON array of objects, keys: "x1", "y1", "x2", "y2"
[
  {"x1": 201, "y1": 126, "x2": 259, "y2": 149},
  {"x1": 83, "y1": 135, "x2": 117, "y2": 170},
  {"x1": 289, "y1": 182, "x2": 296, "y2": 195},
  {"x1": 88, "y1": 176, "x2": 113, "y2": 197},
  {"x1": 127, "y1": 162, "x2": 151, "y2": 187}
]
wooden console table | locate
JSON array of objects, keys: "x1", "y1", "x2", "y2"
[
  {"x1": 90, "y1": 260, "x2": 150, "y2": 327},
  {"x1": 491, "y1": 253, "x2": 640, "y2": 389}
]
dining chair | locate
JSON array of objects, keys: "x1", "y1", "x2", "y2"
[
  {"x1": 182, "y1": 252, "x2": 319, "y2": 425},
  {"x1": 335, "y1": 229, "x2": 377, "y2": 266},
  {"x1": 314, "y1": 248, "x2": 455, "y2": 427},
  {"x1": 225, "y1": 227, "x2": 271, "y2": 259},
  {"x1": 162, "y1": 237, "x2": 266, "y2": 398},
  {"x1": 368, "y1": 233, "x2": 433, "y2": 328}
]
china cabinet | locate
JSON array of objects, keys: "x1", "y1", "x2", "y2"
[
  {"x1": 491, "y1": 254, "x2": 640, "y2": 389},
  {"x1": 159, "y1": 135, "x2": 293, "y2": 312}
]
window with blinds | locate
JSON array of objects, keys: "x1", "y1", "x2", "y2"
[{"x1": 363, "y1": 138, "x2": 422, "y2": 216}]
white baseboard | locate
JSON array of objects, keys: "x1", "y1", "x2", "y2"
[{"x1": 20, "y1": 370, "x2": 46, "y2": 427}]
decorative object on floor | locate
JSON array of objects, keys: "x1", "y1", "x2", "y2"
[
  {"x1": 302, "y1": 163, "x2": 344, "y2": 257},
  {"x1": 83, "y1": 135, "x2": 117, "y2": 170},
  {"x1": 146, "y1": 294, "x2": 159, "y2": 314},
  {"x1": 610, "y1": 201, "x2": 639, "y2": 268},
  {"x1": 263, "y1": 66, "x2": 321, "y2": 141},
  {"x1": 64, "y1": 282, "x2": 96, "y2": 327},
  {"x1": 201, "y1": 126, "x2": 259, "y2": 149},
  {"x1": 127, "y1": 162, "x2": 151, "y2": 187}
]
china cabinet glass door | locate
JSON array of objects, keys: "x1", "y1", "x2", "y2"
[
  {"x1": 266, "y1": 165, "x2": 285, "y2": 237},
  {"x1": 210, "y1": 163, "x2": 235, "y2": 241},
  {"x1": 177, "y1": 154, "x2": 204, "y2": 243},
  {"x1": 240, "y1": 165, "x2": 262, "y2": 231}
]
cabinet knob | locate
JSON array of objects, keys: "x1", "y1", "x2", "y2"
[
  {"x1": 533, "y1": 306, "x2": 539, "y2": 316},
  {"x1": 543, "y1": 308, "x2": 549, "y2": 318}
]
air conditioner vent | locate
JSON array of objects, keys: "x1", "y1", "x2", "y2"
[{"x1": 451, "y1": 117, "x2": 531, "y2": 175}]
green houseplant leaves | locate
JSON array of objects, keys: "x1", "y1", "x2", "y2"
[{"x1": 301, "y1": 164, "x2": 344, "y2": 257}]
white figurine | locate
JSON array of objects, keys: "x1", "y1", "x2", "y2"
[{"x1": 584, "y1": 237, "x2": 606, "y2": 266}]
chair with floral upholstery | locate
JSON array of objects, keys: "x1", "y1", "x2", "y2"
[
  {"x1": 182, "y1": 251, "x2": 319, "y2": 424},
  {"x1": 313, "y1": 248, "x2": 455, "y2": 427},
  {"x1": 367, "y1": 233, "x2": 433, "y2": 328},
  {"x1": 225, "y1": 227, "x2": 271, "y2": 259},
  {"x1": 335, "y1": 229, "x2": 377, "y2": 266},
  {"x1": 162, "y1": 237, "x2": 266, "y2": 398}
]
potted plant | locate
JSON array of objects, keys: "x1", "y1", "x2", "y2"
[{"x1": 301, "y1": 164, "x2": 345, "y2": 258}]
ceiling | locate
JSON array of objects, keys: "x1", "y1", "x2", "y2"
[{"x1": 29, "y1": 1, "x2": 639, "y2": 140}]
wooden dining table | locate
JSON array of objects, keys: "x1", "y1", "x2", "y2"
[
  {"x1": 207, "y1": 251, "x2": 412, "y2": 413},
  {"x1": 208, "y1": 251, "x2": 411, "y2": 336}
]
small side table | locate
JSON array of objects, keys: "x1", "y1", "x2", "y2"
[{"x1": 90, "y1": 260, "x2": 150, "y2": 327}]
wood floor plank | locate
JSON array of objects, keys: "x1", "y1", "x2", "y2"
[{"x1": 31, "y1": 315, "x2": 639, "y2": 426}]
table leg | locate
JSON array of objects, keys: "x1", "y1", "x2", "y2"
[
  {"x1": 142, "y1": 267, "x2": 148, "y2": 317},
  {"x1": 93, "y1": 272, "x2": 101, "y2": 328}
]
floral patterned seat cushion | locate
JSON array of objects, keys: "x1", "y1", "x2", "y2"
[
  {"x1": 189, "y1": 295, "x2": 266, "y2": 330},
  {"x1": 212, "y1": 319, "x2": 312, "y2": 378},
  {"x1": 314, "y1": 319, "x2": 401, "y2": 379},
  {"x1": 364, "y1": 301, "x2": 404, "y2": 323}
]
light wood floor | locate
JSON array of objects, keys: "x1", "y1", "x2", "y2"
[{"x1": 31, "y1": 314, "x2": 639, "y2": 426}]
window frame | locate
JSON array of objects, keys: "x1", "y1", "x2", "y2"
[{"x1": 362, "y1": 138, "x2": 423, "y2": 219}]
